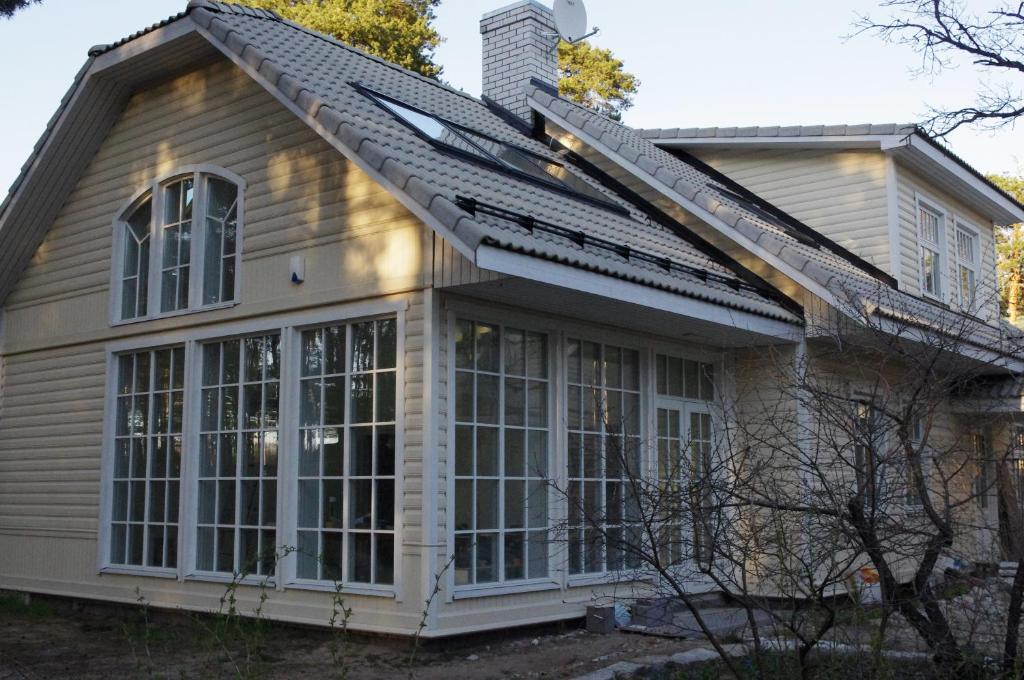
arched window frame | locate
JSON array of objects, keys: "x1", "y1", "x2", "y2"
[{"x1": 111, "y1": 165, "x2": 245, "y2": 324}]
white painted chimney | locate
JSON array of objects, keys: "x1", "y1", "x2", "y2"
[{"x1": 480, "y1": 1, "x2": 558, "y2": 122}]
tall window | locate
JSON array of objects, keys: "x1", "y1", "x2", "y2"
[
  {"x1": 655, "y1": 355, "x2": 716, "y2": 569},
  {"x1": 918, "y1": 203, "x2": 944, "y2": 299},
  {"x1": 203, "y1": 178, "x2": 239, "y2": 306},
  {"x1": 197, "y1": 335, "x2": 280, "y2": 577},
  {"x1": 566, "y1": 340, "x2": 641, "y2": 576},
  {"x1": 114, "y1": 170, "x2": 242, "y2": 322},
  {"x1": 972, "y1": 432, "x2": 993, "y2": 511},
  {"x1": 955, "y1": 224, "x2": 978, "y2": 309},
  {"x1": 110, "y1": 347, "x2": 184, "y2": 569},
  {"x1": 296, "y1": 319, "x2": 397, "y2": 586},
  {"x1": 160, "y1": 177, "x2": 194, "y2": 313},
  {"x1": 905, "y1": 417, "x2": 925, "y2": 507},
  {"x1": 120, "y1": 199, "x2": 152, "y2": 321},
  {"x1": 452, "y1": 321, "x2": 550, "y2": 586}
]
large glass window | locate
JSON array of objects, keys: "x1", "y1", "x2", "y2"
[
  {"x1": 115, "y1": 171, "x2": 242, "y2": 322},
  {"x1": 452, "y1": 321, "x2": 550, "y2": 586},
  {"x1": 197, "y1": 335, "x2": 280, "y2": 577},
  {"x1": 566, "y1": 340, "x2": 641, "y2": 576},
  {"x1": 655, "y1": 355, "x2": 716, "y2": 570},
  {"x1": 296, "y1": 319, "x2": 397, "y2": 586},
  {"x1": 918, "y1": 203, "x2": 944, "y2": 299},
  {"x1": 110, "y1": 347, "x2": 184, "y2": 569},
  {"x1": 203, "y1": 178, "x2": 239, "y2": 306},
  {"x1": 160, "y1": 177, "x2": 194, "y2": 313},
  {"x1": 120, "y1": 199, "x2": 152, "y2": 321}
]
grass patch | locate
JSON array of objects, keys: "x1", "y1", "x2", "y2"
[{"x1": 0, "y1": 594, "x2": 56, "y2": 618}]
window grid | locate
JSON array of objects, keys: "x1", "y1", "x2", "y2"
[
  {"x1": 918, "y1": 204, "x2": 943, "y2": 298},
  {"x1": 203, "y1": 177, "x2": 239, "y2": 306},
  {"x1": 197, "y1": 335, "x2": 280, "y2": 577},
  {"x1": 654, "y1": 356, "x2": 716, "y2": 570},
  {"x1": 452, "y1": 321, "x2": 550, "y2": 587},
  {"x1": 120, "y1": 199, "x2": 152, "y2": 320},
  {"x1": 296, "y1": 319, "x2": 397, "y2": 586},
  {"x1": 956, "y1": 226, "x2": 978, "y2": 308},
  {"x1": 160, "y1": 177, "x2": 194, "y2": 313},
  {"x1": 566, "y1": 340, "x2": 642, "y2": 576},
  {"x1": 111, "y1": 347, "x2": 184, "y2": 569}
]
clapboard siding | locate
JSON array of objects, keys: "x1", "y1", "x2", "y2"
[
  {"x1": 895, "y1": 164, "x2": 1000, "y2": 321},
  {"x1": 0, "y1": 57, "x2": 448, "y2": 632},
  {"x1": 692, "y1": 148, "x2": 892, "y2": 273},
  {"x1": 6, "y1": 58, "x2": 420, "y2": 317},
  {"x1": 0, "y1": 343, "x2": 105, "y2": 533}
]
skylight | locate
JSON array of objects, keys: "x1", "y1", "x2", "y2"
[{"x1": 367, "y1": 90, "x2": 617, "y2": 208}]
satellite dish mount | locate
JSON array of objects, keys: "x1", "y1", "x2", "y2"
[{"x1": 547, "y1": 0, "x2": 599, "y2": 49}]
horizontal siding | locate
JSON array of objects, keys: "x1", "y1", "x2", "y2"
[
  {"x1": 0, "y1": 344, "x2": 105, "y2": 534},
  {"x1": 693, "y1": 148, "x2": 891, "y2": 273},
  {"x1": 6, "y1": 58, "x2": 423, "y2": 320},
  {"x1": 895, "y1": 164, "x2": 1000, "y2": 321}
]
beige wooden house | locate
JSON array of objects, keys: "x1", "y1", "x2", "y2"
[{"x1": 1, "y1": 0, "x2": 1023, "y2": 637}]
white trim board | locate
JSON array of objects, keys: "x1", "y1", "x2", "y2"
[{"x1": 474, "y1": 245, "x2": 802, "y2": 341}]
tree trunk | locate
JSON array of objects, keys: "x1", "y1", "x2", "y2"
[{"x1": 1004, "y1": 559, "x2": 1024, "y2": 677}]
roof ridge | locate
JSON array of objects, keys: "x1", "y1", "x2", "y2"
[{"x1": 191, "y1": 0, "x2": 481, "y2": 105}]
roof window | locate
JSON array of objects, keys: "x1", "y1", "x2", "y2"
[{"x1": 363, "y1": 87, "x2": 620, "y2": 210}]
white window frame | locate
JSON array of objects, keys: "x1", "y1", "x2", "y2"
[
  {"x1": 915, "y1": 194, "x2": 948, "y2": 302},
  {"x1": 109, "y1": 165, "x2": 245, "y2": 326},
  {"x1": 953, "y1": 218, "x2": 980, "y2": 311},
  {"x1": 445, "y1": 308, "x2": 560, "y2": 599},
  {"x1": 97, "y1": 299, "x2": 406, "y2": 599}
]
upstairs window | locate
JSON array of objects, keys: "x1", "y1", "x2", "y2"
[
  {"x1": 114, "y1": 170, "x2": 243, "y2": 323},
  {"x1": 955, "y1": 223, "x2": 978, "y2": 309},
  {"x1": 120, "y1": 198, "x2": 152, "y2": 320},
  {"x1": 917, "y1": 202, "x2": 944, "y2": 299}
]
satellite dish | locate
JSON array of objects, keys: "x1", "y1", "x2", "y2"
[{"x1": 553, "y1": 0, "x2": 588, "y2": 43}]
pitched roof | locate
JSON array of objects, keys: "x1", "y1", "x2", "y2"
[
  {"x1": 526, "y1": 83, "x2": 1024, "y2": 363},
  {"x1": 638, "y1": 122, "x2": 1024, "y2": 223},
  {"x1": 0, "y1": 0, "x2": 797, "y2": 326}
]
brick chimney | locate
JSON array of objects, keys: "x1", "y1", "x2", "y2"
[{"x1": 480, "y1": 1, "x2": 558, "y2": 122}]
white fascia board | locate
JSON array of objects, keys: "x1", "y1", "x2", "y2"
[
  {"x1": 653, "y1": 135, "x2": 894, "y2": 150},
  {"x1": 90, "y1": 18, "x2": 199, "y2": 72},
  {"x1": 527, "y1": 97, "x2": 839, "y2": 309},
  {"x1": 898, "y1": 136, "x2": 1024, "y2": 225},
  {"x1": 475, "y1": 245, "x2": 803, "y2": 342}
]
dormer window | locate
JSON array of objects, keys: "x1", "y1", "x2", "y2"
[
  {"x1": 917, "y1": 201, "x2": 944, "y2": 300},
  {"x1": 113, "y1": 169, "x2": 243, "y2": 323}
]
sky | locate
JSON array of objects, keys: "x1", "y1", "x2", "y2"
[{"x1": 1, "y1": 0, "x2": 1022, "y2": 201}]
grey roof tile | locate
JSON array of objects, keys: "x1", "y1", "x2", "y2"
[{"x1": 526, "y1": 81, "x2": 1016, "y2": 354}]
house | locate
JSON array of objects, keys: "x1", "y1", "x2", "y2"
[{"x1": 1, "y1": 0, "x2": 1023, "y2": 637}]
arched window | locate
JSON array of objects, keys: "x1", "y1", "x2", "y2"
[{"x1": 113, "y1": 168, "x2": 244, "y2": 322}]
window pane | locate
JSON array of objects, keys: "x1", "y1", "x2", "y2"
[
  {"x1": 452, "y1": 320, "x2": 550, "y2": 585},
  {"x1": 297, "y1": 319, "x2": 398, "y2": 585},
  {"x1": 108, "y1": 347, "x2": 183, "y2": 569},
  {"x1": 197, "y1": 335, "x2": 279, "y2": 576}
]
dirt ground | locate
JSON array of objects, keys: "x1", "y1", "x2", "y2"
[{"x1": 0, "y1": 595, "x2": 707, "y2": 679}]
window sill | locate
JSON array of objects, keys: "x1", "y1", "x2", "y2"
[
  {"x1": 451, "y1": 578, "x2": 561, "y2": 600},
  {"x1": 99, "y1": 566, "x2": 178, "y2": 579},
  {"x1": 567, "y1": 570, "x2": 655, "y2": 589},
  {"x1": 185, "y1": 571, "x2": 277, "y2": 588},
  {"x1": 113, "y1": 300, "x2": 240, "y2": 328},
  {"x1": 285, "y1": 580, "x2": 397, "y2": 598}
]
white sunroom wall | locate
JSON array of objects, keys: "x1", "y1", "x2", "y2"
[{"x1": 430, "y1": 293, "x2": 731, "y2": 635}]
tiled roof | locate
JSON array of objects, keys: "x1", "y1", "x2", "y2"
[
  {"x1": 637, "y1": 124, "x2": 916, "y2": 140},
  {"x1": 173, "y1": 1, "x2": 795, "y2": 321},
  {"x1": 527, "y1": 84, "x2": 1023, "y2": 357}
]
